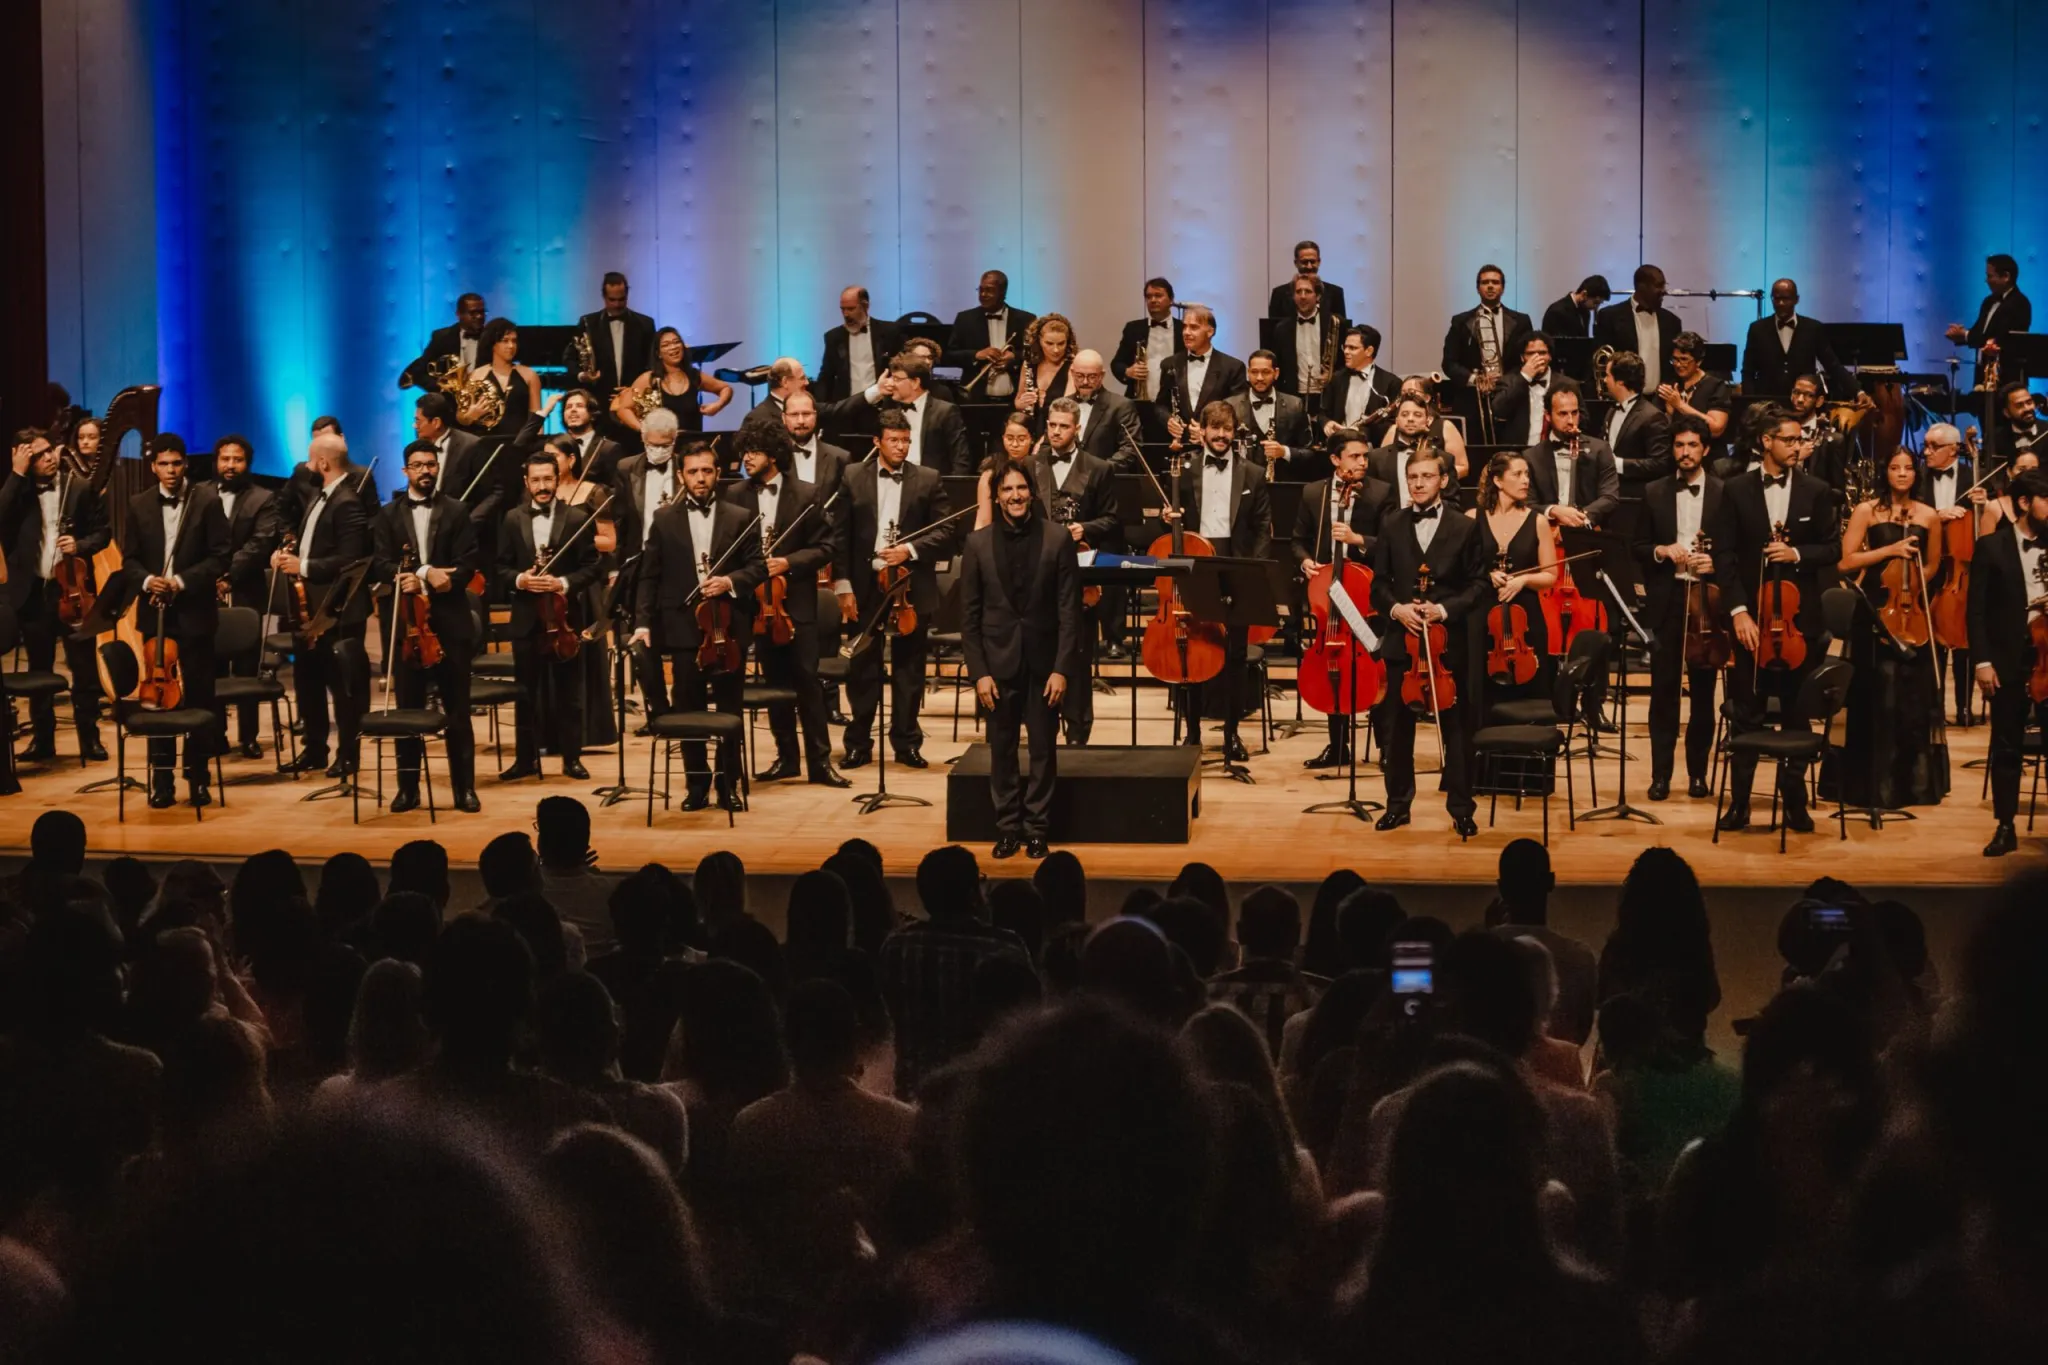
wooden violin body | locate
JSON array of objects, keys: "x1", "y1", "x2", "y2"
[
  {"x1": 1681, "y1": 533, "x2": 1732, "y2": 670},
  {"x1": 533, "y1": 552, "x2": 582, "y2": 661},
  {"x1": 1299, "y1": 558, "x2": 1385, "y2": 714},
  {"x1": 1399, "y1": 567, "x2": 1457, "y2": 716},
  {"x1": 1140, "y1": 457, "x2": 1228, "y2": 685},
  {"x1": 754, "y1": 529, "x2": 796, "y2": 646},
  {"x1": 695, "y1": 553, "x2": 744, "y2": 674},
  {"x1": 54, "y1": 517, "x2": 96, "y2": 627},
  {"x1": 1876, "y1": 529, "x2": 1931, "y2": 652},
  {"x1": 398, "y1": 545, "x2": 445, "y2": 669},
  {"x1": 2030, "y1": 608, "x2": 2048, "y2": 704},
  {"x1": 1754, "y1": 521, "x2": 1807, "y2": 671},
  {"x1": 136, "y1": 636, "x2": 182, "y2": 710},
  {"x1": 1542, "y1": 521, "x2": 1606, "y2": 654},
  {"x1": 1484, "y1": 553, "x2": 1539, "y2": 686}
]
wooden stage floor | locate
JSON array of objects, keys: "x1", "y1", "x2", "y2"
[{"x1": 1, "y1": 669, "x2": 2036, "y2": 887}]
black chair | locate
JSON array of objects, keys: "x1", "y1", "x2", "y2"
[
  {"x1": 816, "y1": 592, "x2": 852, "y2": 727},
  {"x1": 355, "y1": 702, "x2": 447, "y2": 824},
  {"x1": 1471, "y1": 653, "x2": 1596, "y2": 844},
  {"x1": 740, "y1": 677, "x2": 799, "y2": 774},
  {"x1": 212, "y1": 606, "x2": 298, "y2": 780},
  {"x1": 1712, "y1": 656, "x2": 1855, "y2": 851},
  {"x1": 645, "y1": 710, "x2": 747, "y2": 827},
  {"x1": 98, "y1": 641, "x2": 228, "y2": 821},
  {"x1": 2, "y1": 640, "x2": 70, "y2": 765}
]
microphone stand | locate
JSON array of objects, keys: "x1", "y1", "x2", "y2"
[{"x1": 852, "y1": 574, "x2": 929, "y2": 816}]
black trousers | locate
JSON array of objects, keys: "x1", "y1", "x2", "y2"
[
  {"x1": 392, "y1": 643, "x2": 477, "y2": 790},
  {"x1": 1179, "y1": 631, "x2": 1247, "y2": 744},
  {"x1": 665, "y1": 650, "x2": 744, "y2": 783},
  {"x1": 1724, "y1": 646, "x2": 1815, "y2": 807},
  {"x1": 989, "y1": 669, "x2": 1060, "y2": 838},
  {"x1": 294, "y1": 619, "x2": 367, "y2": 763},
  {"x1": 1060, "y1": 593, "x2": 1105, "y2": 741},
  {"x1": 1374, "y1": 657, "x2": 1475, "y2": 818},
  {"x1": 1987, "y1": 678, "x2": 2048, "y2": 823},
  {"x1": 1647, "y1": 595, "x2": 1722, "y2": 783},
  {"x1": 760, "y1": 625, "x2": 833, "y2": 771},
  {"x1": 846, "y1": 621, "x2": 928, "y2": 754},
  {"x1": 145, "y1": 632, "x2": 217, "y2": 785},
  {"x1": 631, "y1": 637, "x2": 671, "y2": 718},
  {"x1": 17, "y1": 580, "x2": 101, "y2": 748},
  {"x1": 1937, "y1": 644, "x2": 1975, "y2": 720},
  {"x1": 512, "y1": 635, "x2": 586, "y2": 766}
]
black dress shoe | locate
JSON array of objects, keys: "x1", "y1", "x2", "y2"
[
  {"x1": 390, "y1": 788, "x2": 421, "y2": 814},
  {"x1": 896, "y1": 749, "x2": 929, "y2": 769},
  {"x1": 148, "y1": 787, "x2": 176, "y2": 810},
  {"x1": 1375, "y1": 809, "x2": 1411, "y2": 831},
  {"x1": 1985, "y1": 822, "x2": 2019, "y2": 857},
  {"x1": 16, "y1": 744, "x2": 56, "y2": 763},
  {"x1": 681, "y1": 784, "x2": 712, "y2": 811},
  {"x1": 326, "y1": 756, "x2": 357, "y2": 779},
  {"x1": 717, "y1": 785, "x2": 744, "y2": 812},
  {"x1": 841, "y1": 748, "x2": 872, "y2": 769},
  {"x1": 992, "y1": 835, "x2": 1022, "y2": 859},
  {"x1": 454, "y1": 788, "x2": 481, "y2": 813},
  {"x1": 284, "y1": 750, "x2": 331, "y2": 774},
  {"x1": 808, "y1": 766, "x2": 852, "y2": 788},
  {"x1": 756, "y1": 757, "x2": 802, "y2": 782},
  {"x1": 1303, "y1": 744, "x2": 1348, "y2": 770},
  {"x1": 236, "y1": 740, "x2": 263, "y2": 760},
  {"x1": 1224, "y1": 735, "x2": 1250, "y2": 763},
  {"x1": 498, "y1": 760, "x2": 540, "y2": 782},
  {"x1": 81, "y1": 741, "x2": 108, "y2": 763},
  {"x1": 1782, "y1": 803, "x2": 1815, "y2": 834},
  {"x1": 1452, "y1": 814, "x2": 1478, "y2": 840},
  {"x1": 1716, "y1": 805, "x2": 1751, "y2": 832},
  {"x1": 1025, "y1": 837, "x2": 1050, "y2": 859},
  {"x1": 1647, "y1": 777, "x2": 1671, "y2": 801},
  {"x1": 561, "y1": 759, "x2": 589, "y2": 780},
  {"x1": 1688, "y1": 777, "x2": 1711, "y2": 799}
]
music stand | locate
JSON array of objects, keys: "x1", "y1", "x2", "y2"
[
  {"x1": 1561, "y1": 528, "x2": 1659, "y2": 825},
  {"x1": 1822, "y1": 323, "x2": 1908, "y2": 369},
  {"x1": 591, "y1": 553, "x2": 655, "y2": 807},
  {"x1": 1995, "y1": 332, "x2": 2048, "y2": 386},
  {"x1": 1180, "y1": 556, "x2": 1282, "y2": 785},
  {"x1": 851, "y1": 577, "x2": 929, "y2": 816}
]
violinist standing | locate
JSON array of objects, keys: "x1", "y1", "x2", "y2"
[
  {"x1": 1293, "y1": 433, "x2": 1394, "y2": 768},
  {"x1": 499, "y1": 452, "x2": 601, "y2": 782},
  {"x1": 1469, "y1": 450, "x2": 1559, "y2": 712},
  {"x1": 210, "y1": 435, "x2": 278, "y2": 759},
  {"x1": 633, "y1": 440, "x2": 765, "y2": 811},
  {"x1": 1633, "y1": 417, "x2": 1731, "y2": 800},
  {"x1": 1969, "y1": 467, "x2": 2048, "y2": 856},
  {"x1": 835, "y1": 409, "x2": 955, "y2": 770},
  {"x1": 1715, "y1": 408, "x2": 1840, "y2": 834},
  {"x1": 720, "y1": 423, "x2": 845, "y2": 788},
  {"x1": 122, "y1": 436, "x2": 230, "y2": 808},
  {"x1": 2, "y1": 431, "x2": 107, "y2": 762},
  {"x1": 371, "y1": 440, "x2": 482, "y2": 813},
  {"x1": 274, "y1": 432, "x2": 371, "y2": 780},
  {"x1": 1369, "y1": 447, "x2": 1485, "y2": 837}
]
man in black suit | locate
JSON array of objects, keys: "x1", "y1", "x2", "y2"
[
  {"x1": 609, "y1": 406, "x2": 682, "y2": 722},
  {"x1": 1946, "y1": 253, "x2": 2032, "y2": 388},
  {"x1": 1595, "y1": 265, "x2": 1684, "y2": 396},
  {"x1": 962, "y1": 460, "x2": 1084, "y2": 860},
  {"x1": 1370, "y1": 397, "x2": 1464, "y2": 511},
  {"x1": 398, "y1": 293, "x2": 486, "y2": 390},
  {"x1": 371, "y1": 440, "x2": 482, "y2": 813},
  {"x1": 1990, "y1": 381, "x2": 2048, "y2": 462},
  {"x1": 1969, "y1": 468, "x2": 2048, "y2": 855},
  {"x1": 1525, "y1": 388, "x2": 1620, "y2": 529},
  {"x1": 1715, "y1": 406, "x2": 1841, "y2": 833},
  {"x1": 1232, "y1": 351, "x2": 1316, "y2": 481},
  {"x1": 1294, "y1": 433, "x2": 1395, "y2": 768},
  {"x1": 1540, "y1": 275, "x2": 1610, "y2": 341},
  {"x1": 558, "y1": 388, "x2": 622, "y2": 490},
  {"x1": 816, "y1": 354, "x2": 975, "y2": 474},
  {"x1": 1, "y1": 430, "x2": 108, "y2": 762},
  {"x1": 499, "y1": 452, "x2": 602, "y2": 782},
  {"x1": 1157, "y1": 305, "x2": 1249, "y2": 447},
  {"x1": 209, "y1": 434, "x2": 277, "y2": 759},
  {"x1": 1442, "y1": 263, "x2": 1533, "y2": 439},
  {"x1": 835, "y1": 410, "x2": 958, "y2": 768},
  {"x1": 1740, "y1": 279, "x2": 1863, "y2": 404},
  {"x1": 629, "y1": 440, "x2": 765, "y2": 810},
  {"x1": 1318, "y1": 325, "x2": 1404, "y2": 446},
  {"x1": 1633, "y1": 418, "x2": 1731, "y2": 800},
  {"x1": 566, "y1": 272, "x2": 658, "y2": 414},
  {"x1": 1034, "y1": 399, "x2": 1119, "y2": 745},
  {"x1": 1270, "y1": 273, "x2": 1345, "y2": 405},
  {"x1": 722, "y1": 423, "x2": 846, "y2": 788},
  {"x1": 1112, "y1": 277, "x2": 1183, "y2": 443},
  {"x1": 1916, "y1": 423, "x2": 1978, "y2": 724},
  {"x1": 816, "y1": 286, "x2": 904, "y2": 405},
  {"x1": 1067, "y1": 349, "x2": 1143, "y2": 471},
  {"x1": 945, "y1": 270, "x2": 1035, "y2": 409},
  {"x1": 1369, "y1": 446, "x2": 1484, "y2": 837},
  {"x1": 1266, "y1": 240, "x2": 1348, "y2": 323},
  {"x1": 123, "y1": 436, "x2": 231, "y2": 807},
  {"x1": 1491, "y1": 332, "x2": 1581, "y2": 448},
  {"x1": 273, "y1": 431, "x2": 372, "y2": 781},
  {"x1": 1659, "y1": 331, "x2": 1739, "y2": 447},
  {"x1": 1159, "y1": 402, "x2": 1271, "y2": 763},
  {"x1": 1599, "y1": 350, "x2": 1674, "y2": 534}
]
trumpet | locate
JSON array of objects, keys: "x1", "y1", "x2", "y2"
[{"x1": 1129, "y1": 342, "x2": 1148, "y2": 399}]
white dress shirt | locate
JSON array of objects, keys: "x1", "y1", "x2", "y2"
[
  {"x1": 1553, "y1": 449, "x2": 1578, "y2": 509},
  {"x1": 873, "y1": 468, "x2": 908, "y2": 563},
  {"x1": 756, "y1": 477, "x2": 783, "y2": 533},
  {"x1": 1525, "y1": 371, "x2": 1551, "y2": 430},
  {"x1": 1183, "y1": 351, "x2": 1212, "y2": 414},
  {"x1": 530, "y1": 502, "x2": 559, "y2": 555},
  {"x1": 641, "y1": 461, "x2": 675, "y2": 538},
  {"x1": 301, "y1": 473, "x2": 346, "y2": 552},
  {"x1": 1476, "y1": 306, "x2": 1506, "y2": 370},
  {"x1": 1926, "y1": 462, "x2": 1960, "y2": 512},
  {"x1": 1776, "y1": 314, "x2": 1798, "y2": 354},
  {"x1": 2017, "y1": 519, "x2": 2045, "y2": 596},
  {"x1": 609, "y1": 317, "x2": 627, "y2": 381},
  {"x1": 1047, "y1": 446, "x2": 1079, "y2": 494},
  {"x1": 37, "y1": 486, "x2": 60, "y2": 579},
  {"x1": 1394, "y1": 448, "x2": 1425, "y2": 508},
  {"x1": 1672, "y1": 474, "x2": 1706, "y2": 580},
  {"x1": 1072, "y1": 393, "x2": 1094, "y2": 441},
  {"x1": 1248, "y1": 393, "x2": 1278, "y2": 439},
  {"x1": 685, "y1": 499, "x2": 716, "y2": 567},
  {"x1": 904, "y1": 394, "x2": 928, "y2": 465},
  {"x1": 1634, "y1": 307, "x2": 1663, "y2": 391},
  {"x1": 219, "y1": 486, "x2": 240, "y2": 528},
  {"x1": 1295, "y1": 312, "x2": 1322, "y2": 390},
  {"x1": 408, "y1": 497, "x2": 435, "y2": 573},
  {"x1": 159, "y1": 494, "x2": 188, "y2": 588},
  {"x1": 1198, "y1": 454, "x2": 1234, "y2": 541},
  {"x1": 1343, "y1": 368, "x2": 1373, "y2": 427},
  {"x1": 460, "y1": 333, "x2": 479, "y2": 370},
  {"x1": 793, "y1": 441, "x2": 820, "y2": 485},
  {"x1": 984, "y1": 310, "x2": 1013, "y2": 398},
  {"x1": 1143, "y1": 318, "x2": 1173, "y2": 400},
  {"x1": 1762, "y1": 468, "x2": 1794, "y2": 529},
  {"x1": 848, "y1": 325, "x2": 877, "y2": 392},
  {"x1": 1606, "y1": 395, "x2": 1637, "y2": 453},
  {"x1": 1411, "y1": 499, "x2": 1442, "y2": 553}
]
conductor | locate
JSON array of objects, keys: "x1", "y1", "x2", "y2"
[{"x1": 960, "y1": 460, "x2": 1084, "y2": 860}]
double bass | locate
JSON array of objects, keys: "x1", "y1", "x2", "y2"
[
  {"x1": 1298, "y1": 481, "x2": 1386, "y2": 715},
  {"x1": 1138, "y1": 450, "x2": 1227, "y2": 686}
]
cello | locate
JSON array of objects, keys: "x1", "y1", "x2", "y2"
[
  {"x1": 1931, "y1": 428, "x2": 1987, "y2": 652},
  {"x1": 1298, "y1": 481, "x2": 1386, "y2": 715},
  {"x1": 1754, "y1": 520, "x2": 1808, "y2": 672},
  {"x1": 1138, "y1": 449, "x2": 1227, "y2": 686}
]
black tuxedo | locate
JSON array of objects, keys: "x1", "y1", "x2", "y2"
[
  {"x1": 281, "y1": 479, "x2": 372, "y2": 766},
  {"x1": 1369, "y1": 444, "x2": 1464, "y2": 511},
  {"x1": 498, "y1": 500, "x2": 602, "y2": 769},
  {"x1": 1542, "y1": 294, "x2": 1598, "y2": 340},
  {"x1": 961, "y1": 515, "x2": 1083, "y2": 839},
  {"x1": 371, "y1": 493, "x2": 481, "y2": 790},
  {"x1": 792, "y1": 439, "x2": 853, "y2": 511},
  {"x1": 1369, "y1": 502, "x2": 1485, "y2": 817},
  {"x1": 1068, "y1": 391, "x2": 1143, "y2": 471},
  {"x1": 821, "y1": 394, "x2": 972, "y2": 474},
  {"x1": 1268, "y1": 310, "x2": 1346, "y2": 399},
  {"x1": 1292, "y1": 476, "x2": 1395, "y2": 570},
  {"x1": 210, "y1": 479, "x2": 278, "y2": 748},
  {"x1": 1268, "y1": 279, "x2": 1348, "y2": 322},
  {"x1": 570, "y1": 308, "x2": 659, "y2": 401},
  {"x1": 1318, "y1": 365, "x2": 1404, "y2": 444},
  {"x1": 1036, "y1": 444, "x2": 1119, "y2": 740},
  {"x1": 839, "y1": 460, "x2": 956, "y2": 756},
  {"x1": 1964, "y1": 288, "x2": 2033, "y2": 385},
  {"x1": 1594, "y1": 301, "x2": 1685, "y2": 386},
  {"x1": 1915, "y1": 457, "x2": 1975, "y2": 515},
  {"x1": 816, "y1": 318, "x2": 905, "y2": 404},
  {"x1": 1442, "y1": 306, "x2": 1533, "y2": 387},
  {"x1": 727, "y1": 476, "x2": 835, "y2": 775},
  {"x1": 564, "y1": 430, "x2": 623, "y2": 490},
  {"x1": 1230, "y1": 391, "x2": 1316, "y2": 477},
  {"x1": 1633, "y1": 472, "x2": 1733, "y2": 783},
  {"x1": 1491, "y1": 372, "x2": 1582, "y2": 448},
  {"x1": 1967, "y1": 521, "x2": 2048, "y2": 821},
  {"x1": 944, "y1": 306, "x2": 1037, "y2": 395},
  {"x1": 1523, "y1": 436, "x2": 1620, "y2": 526},
  {"x1": 0, "y1": 469, "x2": 110, "y2": 750},
  {"x1": 121, "y1": 484, "x2": 231, "y2": 782},
  {"x1": 1603, "y1": 395, "x2": 1675, "y2": 510},
  {"x1": 399, "y1": 323, "x2": 482, "y2": 391},
  {"x1": 1111, "y1": 316, "x2": 1186, "y2": 401},
  {"x1": 608, "y1": 453, "x2": 679, "y2": 566},
  {"x1": 1161, "y1": 453, "x2": 1270, "y2": 746},
  {"x1": 1741, "y1": 315, "x2": 1860, "y2": 399},
  {"x1": 1155, "y1": 349, "x2": 1250, "y2": 428}
]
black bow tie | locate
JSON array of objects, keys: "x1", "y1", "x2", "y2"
[
  {"x1": 2022, "y1": 537, "x2": 2040, "y2": 553},
  {"x1": 1933, "y1": 467, "x2": 1957, "y2": 479},
  {"x1": 1763, "y1": 474, "x2": 1789, "y2": 489},
  {"x1": 1188, "y1": 353, "x2": 1208, "y2": 365},
  {"x1": 1681, "y1": 482, "x2": 1702, "y2": 497},
  {"x1": 531, "y1": 504, "x2": 554, "y2": 517},
  {"x1": 408, "y1": 496, "x2": 432, "y2": 508},
  {"x1": 159, "y1": 494, "x2": 183, "y2": 508},
  {"x1": 879, "y1": 466, "x2": 905, "y2": 483},
  {"x1": 1412, "y1": 504, "x2": 1440, "y2": 521},
  {"x1": 984, "y1": 310, "x2": 1005, "y2": 320},
  {"x1": 1075, "y1": 393, "x2": 1095, "y2": 404},
  {"x1": 685, "y1": 497, "x2": 714, "y2": 514},
  {"x1": 1252, "y1": 396, "x2": 1273, "y2": 408},
  {"x1": 1050, "y1": 452, "x2": 1073, "y2": 465},
  {"x1": 34, "y1": 479, "x2": 56, "y2": 494},
  {"x1": 1204, "y1": 453, "x2": 1231, "y2": 471}
]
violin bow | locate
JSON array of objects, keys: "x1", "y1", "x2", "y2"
[
  {"x1": 682, "y1": 510, "x2": 764, "y2": 607},
  {"x1": 535, "y1": 492, "x2": 616, "y2": 577}
]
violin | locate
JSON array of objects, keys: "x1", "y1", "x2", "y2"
[
  {"x1": 752, "y1": 522, "x2": 797, "y2": 646},
  {"x1": 1754, "y1": 519, "x2": 1808, "y2": 670},
  {"x1": 531, "y1": 547, "x2": 582, "y2": 661},
  {"x1": 137, "y1": 525, "x2": 184, "y2": 710},
  {"x1": 1298, "y1": 481, "x2": 1386, "y2": 715},
  {"x1": 1681, "y1": 532, "x2": 1733, "y2": 670},
  {"x1": 1399, "y1": 566, "x2": 1457, "y2": 717},
  {"x1": 873, "y1": 519, "x2": 921, "y2": 636},
  {"x1": 1139, "y1": 450, "x2": 1228, "y2": 685},
  {"x1": 53, "y1": 511, "x2": 96, "y2": 628},
  {"x1": 1054, "y1": 491, "x2": 1103, "y2": 609},
  {"x1": 694, "y1": 550, "x2": 744, "y2": 674},
  {"x1": 1484, "y1": 549, "x2": 1541, "y2": 686},
  {"x1": 1874, "y1": 515, "x2": 1932, "y2": 652},
  {"x1": 274, "y1": 529, "x2": 313, "y2": 642},
  {"x1": 1931, "y1": 427, "x2": 1981, "y2": 651},
  {"x1": 396, "y1": 543, "x2": 445, "y2": 669}
]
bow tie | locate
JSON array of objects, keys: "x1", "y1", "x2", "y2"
[
  {"x1": 1681, "y1": 482, "x2": 1702, "y2": 497},
  {"x1": 158, "y1": 494, "x2": 184, "y2": 508},
  {"x1": 1412, "y1": 504, "x2": 1440, "y2": 521},
  {"x1": 1933, "y1": 467, "x2": 1957, "y2": 479},
  {"x1": 1763, "y1": 474, "x2": 1789, "y2": 489},
  {"x1": 34, "y1": 479, "x2": 56, "y2": 494},
  {"x1": 1204, "y1": 453, "x2": 1231, "y2": 470},
  {"x1": 1050, "y1": 452, "x2": 1073, "y2": 465},
  {"x1": 1188, "y1": 353, "x2": 1208, "y2": 364},
  {"x1": 847, "y1": 326, "x2": 866, "y2": 336},
  {"x1": 984, "y1": 310, "x2": 1005, "y2": 320},
  {"x1": 407, "y1": 496, "x2": 433, "y2": 508},
  {"x1": 685, "y1": 497, "x2": 714, "y2": 514},
  {"x1": 1075, "y1": 393, "x2": 1095, "y2": 404},
  {"x1": 2022, "y1": 537, "x2": 2040, "y2": 553},
  {"x1": 879, "y1": 466, "x2": 905, "y2": 483},
  {"x1": 530, "y1": 504, "x2": 554, "y2": 517},
  {"x1": 1252, "y1": 396, "x2": 1273, "y2": 408}
]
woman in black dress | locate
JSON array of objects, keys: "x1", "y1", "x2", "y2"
[
  {"x1": 1013, "y1": 312, "x2": 1075, "y2": 434},
  {"x1": 1468, "y1": 451, "x2": 1557, "y2": 713},
  {"x1": 1832, "y1": 446, "x2": 1949, "y2": 808},
  {"x1": 461, "y1": 318, "x2": 540, "y2": 437},
  {"x1": 613, "y1": 326, "x2": 733, "y2": 436}
]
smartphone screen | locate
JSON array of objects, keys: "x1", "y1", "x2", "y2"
[{"x1": 1391, "y1": 940, "x2": 1434, "y2": 995}]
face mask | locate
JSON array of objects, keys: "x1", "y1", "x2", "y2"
[{"x1": 644, "y1": 444, "x2": 673, "y2": 467}]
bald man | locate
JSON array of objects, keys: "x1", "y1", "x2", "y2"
[
  {"x1": 1068, "y1": 348, "x2": 1144, "y2": 470},
  {"x1": 272, "y1": 431, "x2": 372, "y2": 779},
  {"x1": 817, "y1": 286, "x2": 904, "y2": 403}
]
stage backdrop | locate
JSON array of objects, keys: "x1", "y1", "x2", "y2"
[{"x1": 43, "y1": 0, "x2": 2045, "y2": 483}]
